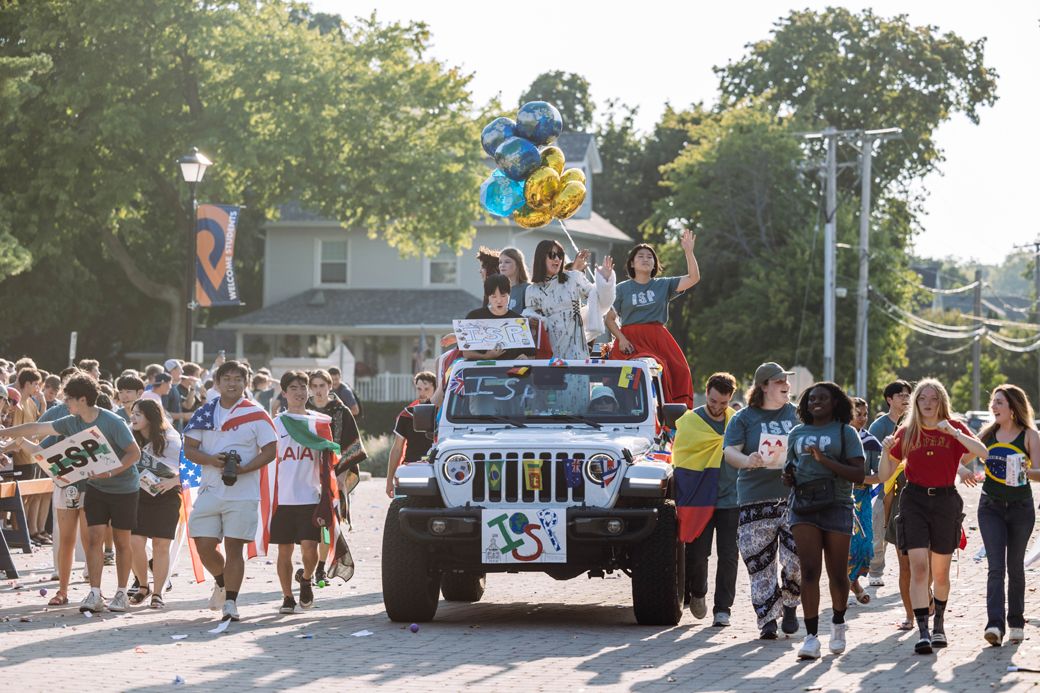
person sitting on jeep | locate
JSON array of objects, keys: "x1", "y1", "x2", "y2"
[
  {"x1": 461, "y1": 274, "x2": 536, "y2": 362},
  {"x1": 588, "y1": 385, "x2": 620, "y2": 415}
]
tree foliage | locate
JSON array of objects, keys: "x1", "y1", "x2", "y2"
[{"x1": 519, "y1": 71, "x2": 595, "y2": 131}]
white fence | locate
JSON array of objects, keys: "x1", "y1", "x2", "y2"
[{"x1": 356, "y1": 373, "x2": 415, "y2": 403}]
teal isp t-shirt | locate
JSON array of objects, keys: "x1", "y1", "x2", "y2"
[
  {"x1": 612, "y1": 276, "x2": 684, "y2": 325},
  {"x1": 723, "y1": 403, "x2": 799, "y2": 505},
  {"x1": 786, "y1": 421, "x2": 864, "y2": 508},
  {"x1": 51, "y1": 408, "x2": 138, "y2": 494}
]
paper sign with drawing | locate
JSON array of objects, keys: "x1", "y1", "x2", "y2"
[
  {"x1": 758, "y1": 434, "x2": 789, "y2": 469},
  {"x1": 453, "y1": 318, "x2": 535, "y2": 352},
  {"x1": 31, "y1": 426, "x2": 122, "y2": 486}
]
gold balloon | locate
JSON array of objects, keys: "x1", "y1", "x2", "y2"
[
  {"x1": 551, "y1": 181, "x2": 586, "y2": 220},
  {"x1": 560, "y1": 168, "x2": 586, "y2": 186},
  {"x1": 524, "y1": 165, "x2": 561, "y2": 210},
  {"x1": 513, "y1": 204, "x2": 553, "y2": 229},
  {"x1": 540, "y1": 146, "x2": 565, "y2": 174}
]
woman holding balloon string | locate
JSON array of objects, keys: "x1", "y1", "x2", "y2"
[{"x1": 604, "y1": 229, "x2": 699, "y2": 408}]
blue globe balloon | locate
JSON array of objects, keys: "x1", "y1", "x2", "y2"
[
  {"x1": 494, "y1": 136, "x2": 541, "y2": 181},
  {"x1": 515, "y1": 101, "x2": 563, "y2": 146},
  {"x1": 481, "y1": 117, "x2": 516, "y2": 157},
  {"x1": 480, "y1": 170, "x2": 525, "y2": 217}
]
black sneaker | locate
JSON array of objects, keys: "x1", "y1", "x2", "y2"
[
  {"x1": 296, "y1": 568, "x2": 314, "y2": 609},
  {"x1": 759, "y1": 620, "x2": 778, "y2": 639},
  {"x1": 781, "y1": 606, "x2": 799, "y2": 634},
  {"x1": 915, "y1": 636, "x2": 933, "y2": 654},
  {"x1": 931, "y1": 631, "x2": 947, "y2": 649},
  {"x1": 279, "y1": 596, "x2": 296, "y2": 614},
  {"x1": 314, "y1": 564, "x2": 327, "y2": 587}
]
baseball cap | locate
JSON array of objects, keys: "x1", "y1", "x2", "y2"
[
  {"x1": 163, "y1": 358, "x2": 183, "y2": 372},
  {"x1": 590, "y1": 385, "x2": 618, "y2": 403},
  {"x1": 154, "y1": 373, "x2": 173, "y2": 384},
  {"x1": 6, "y1": 386, "x2": 19, "y2": 404},
  {"x1": 754, "y1": 362, "x2": 794, "y2": 386}
]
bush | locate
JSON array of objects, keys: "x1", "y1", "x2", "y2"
[{"x1": 360, "y1": 434, "x2": 392, "y2": 478}]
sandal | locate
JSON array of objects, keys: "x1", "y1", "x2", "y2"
[
  {"x1": 129, "y1": 586, "x2": 151, "y2": 606},
  {"x1": 47, "y1": 591, "x2": 69, "y2": 606},
  {"x1": 897, "y1": 620, "x2": 914, "y2": 631},
  {"x1": 149, "y1": 594, "x2": 165, "y2": 609},
  {"x1": 852, "y1": 583, "x2": 871, "y2": 604}
]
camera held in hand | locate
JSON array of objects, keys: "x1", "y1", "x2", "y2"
[{"x1": 221, "y1": 450, "x2": 241, "y2": 486}]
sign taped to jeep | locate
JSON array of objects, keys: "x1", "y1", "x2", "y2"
[{"x1": 482, "y1": 508, "x2": 566, "y2": 563}]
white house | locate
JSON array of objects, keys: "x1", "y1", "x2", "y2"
[{"x1": 216, "y1": 133, "x2": 634, "y2": 401}]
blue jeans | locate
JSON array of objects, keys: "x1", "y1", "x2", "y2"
[{"x1": 977, "y1": 494, "x2": 1035, "y2": 632}]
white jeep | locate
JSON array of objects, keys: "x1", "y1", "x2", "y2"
[{"x1": 381, "y1": 358, "x2": 688, "y2": 625}]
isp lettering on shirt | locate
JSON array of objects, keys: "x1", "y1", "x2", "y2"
[
  {"x1": 760, "y1": 420, "x2": 796, "y2": 436},
  {"x1": 792, "y1": 435, "x2": 832, "y2": 455},
  {"x1": 630, "y1": 289, "x2": 658, "y2": 307}
]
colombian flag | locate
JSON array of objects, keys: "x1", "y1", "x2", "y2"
[{"x1": 671, "y1": 407, "x2": 734, "y2": 543}]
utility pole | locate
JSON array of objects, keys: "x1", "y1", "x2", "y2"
[
  {"x1": 972, "y1": 268, "x2": 983, "y2": 411},
  {"x1": 1013, "y1": 238, "x2": 1040, "y2": 409},
  {"x1": 823, "y1": 129, "x2": 837, "y2": 382}
]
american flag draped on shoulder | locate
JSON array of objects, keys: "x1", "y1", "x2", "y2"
[
  {"x1": 277, "y1": 412, "x2": 355, "y2": 582},
  {"x1": 183, "y1": 397, "x2": 278, "y2": 563}
]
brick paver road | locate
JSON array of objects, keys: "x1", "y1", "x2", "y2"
[{"x1": 2, "y1": 480, "x2": 1039, "y2": 691}]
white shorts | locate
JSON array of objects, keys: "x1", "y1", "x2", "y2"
[
  {"x1": 53, "y1": 482, "x2": 87, "y2": 511},
  {"x1": 187, "y1": 490, "x2": 259, "y2": 541}
]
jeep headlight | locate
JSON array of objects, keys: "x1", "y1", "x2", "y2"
[
  {"x1": 442, "y1": 454, "x2": 474, "y2": 485},
  {"x1": 585, "y1": 454, "x2": 618, "y2": 486}
]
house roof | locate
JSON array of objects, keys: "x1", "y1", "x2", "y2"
[
  {"x1": 216, "y1": 288, "x2": 479, "y2": 331},
  {"x1": 555, "y1": 132, "x2": 602, "y2": 173},
  {"x1": 477, "y1": 211, "x2": 634, "y2": 244}
]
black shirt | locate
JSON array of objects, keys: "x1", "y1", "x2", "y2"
[
  {"x1": 462, "y1": 308, "x2": 536, "y2": 360},
  {"x1": 394, "y1": 400, "x2": 434, "y2": 464}
]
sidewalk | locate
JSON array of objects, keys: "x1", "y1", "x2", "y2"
[{"x1": 1, "y1": 481, "x2": 1038, "y2": 691}]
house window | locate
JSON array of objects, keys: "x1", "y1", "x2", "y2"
[
  {"x1": 425, "y1": 250, "x2": 459, "y2": 286},
  {"x1": 320, "y1": 240, "x2": 348, "y2": 284}
]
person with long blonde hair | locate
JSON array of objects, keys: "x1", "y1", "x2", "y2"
[
  {"x1": 880, "y1": 378, "x2": 987, "y2": 655},
  {"x1": 976, "y1": 384, "x2": 1040, "y2": 646}
]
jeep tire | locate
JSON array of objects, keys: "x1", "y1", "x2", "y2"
[
  {"x1": 441, "y1": 572, "x2": 486, "y2": 602},
  {"x1": 382, "y1": 498, "x2": 441, "y2": 622},
  {"x1": 630, "y1": 501, "x2": 684, "y2": 626}
]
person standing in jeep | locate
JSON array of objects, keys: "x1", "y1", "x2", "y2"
[{"x1": 385, "y1": 371, "x2": 437, "y2": 498}]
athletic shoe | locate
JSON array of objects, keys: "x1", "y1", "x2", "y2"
[
  {"x1": 868, "y1": 576, "x2": 884, "y2": 587},
  {"x1": 782, "y1": 605, "x2": 799, "y2": 634},
  {"x1": 296, "y1": 569, "x2": 314, "y2": 610},
  {"x1": 314, "y1": 564, "x2": 327, "y2": 586},
  {"x1": 208, "y1": 583, "x2": 226, "y2": 611},
  {"x1": 103, "y1": 550, "x2": 115, "y2": 566},
  {"x1": 279, "y1": 596, "x2": 297, "y2": 615},
  {"x1": 931, "y1": 631, "x2": 947, "y2": 649},
  {"x1": 108, "y1": 590, "x2": 129, "y2": 612},
  {"x1": 1009, "y1": 627, "x2": 1024, "y2": 644},
  {"x1": 829, "y1": 622, "x2": 847, "y2": 654},
  {"x1": 798, "y1": 634, "x2": 821, "y2": 660},
  {"x1": 689, "y1": 596, "x2": 707, "y2": 620},
  {"x1": 712, "y1": 611, "x2": 731, "y2": 627},
  {"x1": 79, "y1": 591, "x2": 105, "y2": 614},
  {"x1": 914, "y1": 636, "x2": 933, "y2": 655},
  {"x1": 759, "y1": 620, "x2": 779, "y2": 640},
  {"x1": 984, "y1": 627, "x2": 1003, "y2": 647},
  {"x1": 222, "y1": 600, "x2": 240, "y2": 622}
]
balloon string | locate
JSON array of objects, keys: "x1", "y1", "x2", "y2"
[{"x1": 557, "y1": 219, "x2": 594, "y2": 281}]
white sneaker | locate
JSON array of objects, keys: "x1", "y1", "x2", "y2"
[
  {"x1": 79, "y1": 591, "x2": 105, "y2": 614},
  {"x1": 1008, "y1": 627, "x2": 1024, "y2": 644},
  {"x1": 984, "y1": 627, "x2": 1003, "y2": 647},
  {"x1": 868, "y1": 576, "x2": 884, "y2": 587},
  {"x1": 222, "y1": 599, "x2": 240, "y2": 622},
  {"x1": 798, "y1": 634, "x2": 821, "y2": 660},
  {"x1": 107, "y1": 590, "x2": 129, "y2": 612},
  {"x1": 208, "y1": 583, "x2": 226, "y2": 611},
  {"x1": 689, "y1": 596, "x2": 707, "y2": 619},
  {"x1": 830, "y1": 622, "x2": 847, "y2": 654},
  {"x1": 712, "y1": 611, "x2": 731, "y2": 627}
]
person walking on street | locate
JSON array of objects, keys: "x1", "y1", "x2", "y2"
[{"x1": 867, "y1": 380, "x2": 911, "y2": 587}]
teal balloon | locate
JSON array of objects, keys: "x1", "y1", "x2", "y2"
[
  {"x1": 481, "y1": 117, "x2": 516, "y2": 157},
  {"x1": 515, "y1": 101, "x2": 563, "y2": 146},
  {"x1": 480, "y1": 170, "x2": 525, "y2": 217},
  {"x1": 494, "y1": 136, "x2": 541, "y2": 181}
]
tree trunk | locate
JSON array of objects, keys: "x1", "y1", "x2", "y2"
[{"x1": 100, "y1": 227, "x2": 186, "y2": 358}]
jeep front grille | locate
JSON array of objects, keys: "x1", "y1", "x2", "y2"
[{"x1": 471, "y1": 452, "x2": 587, "y2": 504}]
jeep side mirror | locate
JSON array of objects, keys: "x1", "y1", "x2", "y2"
[
  {"x1": 412, "y1": 404, "x2": 437, "y2": 433},
  {"x1": 661, "y1": 403, "x2": 688, "y2": 429}
]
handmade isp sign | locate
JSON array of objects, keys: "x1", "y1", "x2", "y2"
[
  {"x1": 482, "y1": 507, "x2": 566, "y2": 564},
  {"x1": 758, "y1": 433, "x2": 789, "y2": 469},
  {"x1": 453, "y1": 318, "x2": 535, "y2": 352},
  {"x1": 32, "y1": 426, "x2": 122, "y2": 486}
]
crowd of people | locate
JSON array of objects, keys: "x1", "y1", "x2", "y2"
[{"x1": 1, "y1": 232, "x2": 1038, "y2": 657}]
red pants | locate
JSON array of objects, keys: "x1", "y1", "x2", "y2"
[{"x1": 606, "y1": 322, "x2": 693, "y2": 408}]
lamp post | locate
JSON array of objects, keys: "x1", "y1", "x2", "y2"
[{"x1": 178, "y1": 147, "x2": 212, "y2": 360}]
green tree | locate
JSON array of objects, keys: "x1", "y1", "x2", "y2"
[
  {"x1": 950, "y1": 353, "x2": 1006, "y2": 412},
  {"x1": 519, "y1": 71, "x2": 595, "y2": 131},
  {"x1": 0, "y1": 1, "x2": 481, "y2": 362}
]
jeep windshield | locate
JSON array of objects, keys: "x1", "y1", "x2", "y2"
[{"x1": 445, "y1": 364, "x2": 648, "y2": 424}]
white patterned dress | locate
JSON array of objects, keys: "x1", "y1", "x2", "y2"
[{"x1": 525, "y1": 271, "x2": 593, "y2": 359}]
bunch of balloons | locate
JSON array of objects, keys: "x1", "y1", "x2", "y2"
[{"x1": 479, "y1": 101, "x2": 588, "y2": 229}]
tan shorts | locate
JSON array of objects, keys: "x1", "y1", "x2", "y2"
[{"x1": 187, "y1": 490, "x2": 258, "y2": 541}]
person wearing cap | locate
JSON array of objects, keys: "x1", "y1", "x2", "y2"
[
  {"x1": 722, "y1": 362, "x2": 802, "y2": 640},
  {"x1": 588, "y1": 385, "x2": 620, "y2": 414},
  {"x1": 164, "y1": 358, "x2": 197, "y2": 427}
]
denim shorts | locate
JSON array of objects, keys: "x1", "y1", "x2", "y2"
[{"x1": 788, "y1": 502, "x2": 854, "y2": 535}]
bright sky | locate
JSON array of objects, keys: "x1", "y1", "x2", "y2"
[{"x1": 316, "y1": 0, "x2": 1038, "y2": 265}]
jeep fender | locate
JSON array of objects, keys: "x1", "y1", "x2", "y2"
[
  {"x1": 619, "y1": 461, "x2": 672, "y2": 498},
  {"x1": 394, "y1": 462, "x2": 439, "y2": 496}
]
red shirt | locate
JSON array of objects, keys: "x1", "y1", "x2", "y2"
[{"x1": 890, "y1": 420, "x2": 971, "y2": 487}]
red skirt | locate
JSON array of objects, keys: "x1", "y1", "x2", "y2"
[{"x1": 606, "y1": 322, "x2": 693, "y2": 408}]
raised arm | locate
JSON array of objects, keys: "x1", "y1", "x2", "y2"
[
  {"x1": 675, "y1": 229, "x2": 701, "y2": 292},
  {"x1": 0, "y1": 421, "x2": 58, "y2": 440}
]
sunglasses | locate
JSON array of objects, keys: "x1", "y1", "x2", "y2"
[{"x1": 547, "y1": 251, "x2": 564, "y2": 260}]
